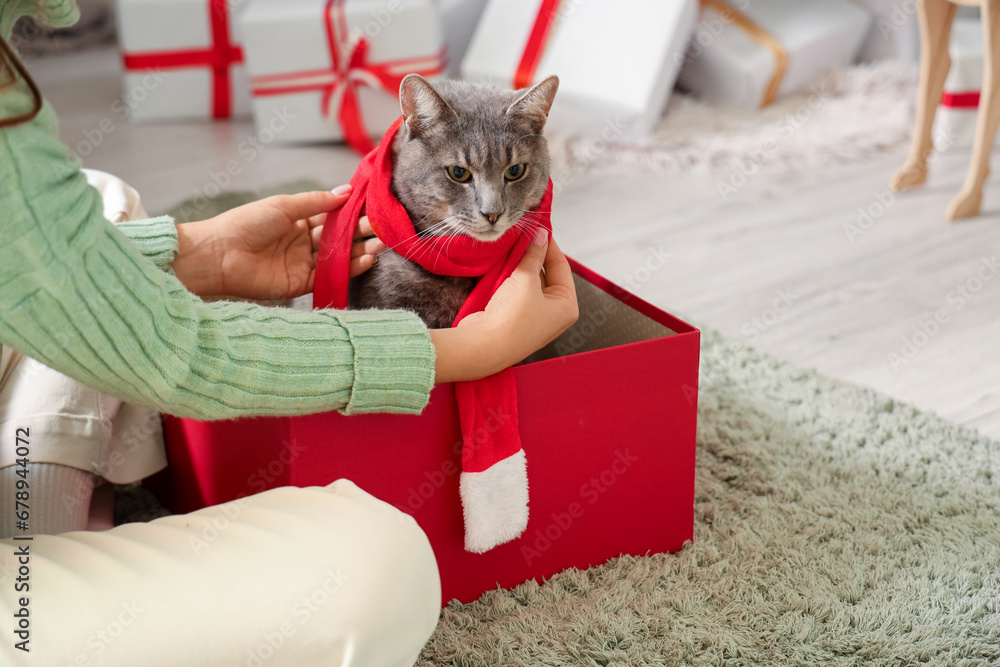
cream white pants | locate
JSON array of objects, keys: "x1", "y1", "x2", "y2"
[{"x1": 0, "y1": 479, "x2": 441, "y2": 666}]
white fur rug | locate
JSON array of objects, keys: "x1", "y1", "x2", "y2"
[{"x1": 552, "y1": 62, "x2": 919, "y2": 177}]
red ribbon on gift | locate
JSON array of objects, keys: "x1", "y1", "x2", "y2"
[
  {"x1": 121, "y1": 0, "x2": 244, "y2": 119},
  {"x1": 941, "y1": 91, "x2": 981, "y2": 110},
  {"x1": 249, "y1": 0, "x2": 447, "y2": 155},
  {"x1": 513, "y1": 0, "x2": 562, "y2": 90}
]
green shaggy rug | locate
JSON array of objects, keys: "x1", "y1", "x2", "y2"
[
  {"x1": 420, "y1": 329, "x2": 1000, "y2": 666},
  {"x1": 146, "y1": 188, "x2": 1000, "y2": 666}
]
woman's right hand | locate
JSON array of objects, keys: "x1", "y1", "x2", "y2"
[{"x1": 430, "y1": 230, "x2": 579, "y2": 383}]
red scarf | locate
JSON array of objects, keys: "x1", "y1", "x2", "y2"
[{"x1": 314, "y1": 117, "x2": 553, "y2": 552}]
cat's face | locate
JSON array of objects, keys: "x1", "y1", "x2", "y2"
[{"x1": 391, "y1": 75, "x2": 559, "y2": 243}]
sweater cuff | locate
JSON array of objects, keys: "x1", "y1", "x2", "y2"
[
  {"x1": 114, "y1": 216, "x2": 179, "y2": 272},
  {"x1": 332, "y1": 309, "x2": 436, "y2": 416}
]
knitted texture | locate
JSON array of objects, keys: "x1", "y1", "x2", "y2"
[
  {"x1": 112, "y1": 216, "x2": 178, "y2": 271},
  {"x1": 0, "y1": 79, "x2": 436, "y2": 420}
]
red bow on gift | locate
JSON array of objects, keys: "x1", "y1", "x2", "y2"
[{"x1": 250, "y1": 0, "x2": 447, "y2": 155}]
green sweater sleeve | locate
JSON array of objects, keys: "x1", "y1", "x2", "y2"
[
  {"x1": 114, "y1": 216, "x2": 179, "y2": 272},
  {"x1": 0, "y1": 97, "x2": 436, "y2": 420}
]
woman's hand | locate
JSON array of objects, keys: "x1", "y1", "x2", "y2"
[
  {"x1": 431, "y1": 230, "x2": 579, "y2": 383},
  {"x1": 172, "y1": 187, "x2": 386, "y2": 299}
]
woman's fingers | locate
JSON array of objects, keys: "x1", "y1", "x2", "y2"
[
  {"x1": 307, "y1": 210, "x2": 330, "y2": 230},
  {"x1": 351, "y1": 236, "x2": 386, "y2": 258},
  {"x1": 270, "y1": 189, "x2": 351, "y2": 223},
  {"x1": 312, "y1": 233, "x2": 384, "y2": 259},
  {"x1": 541, "y1": 238, "x2": 575, "y2": 298},
  {"x1": 354, "y1": 215, "x2": 375, "y2": 241},
  {"x1": 349, "y1": 254, "x2": 377, "y2": 278},
  {"x1": 512, "y1": 228, "x2": 549, "y2": 283}
]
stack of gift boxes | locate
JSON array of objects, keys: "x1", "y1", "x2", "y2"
[{"x1": 114, "y1": 0, "x2": 898, "y2": 151}]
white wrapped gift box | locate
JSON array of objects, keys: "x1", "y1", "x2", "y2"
[
  {"x1": 933, "y1": 18, "x2": 999, "y2": 152},
  {"x1": 461, "y1": 0, "x2": 698, "y2": 138},
  {"x1": 115, "y1": 0, "x2": 251, "y2": 121},
  {"x1": 850, "y1": 0, "x2": 920, "y2": 64},
  {"x1": 677, "y1": 0, "x2": 872, "y2": 110},
  {"x1": 434, "y1": 0, "x2": 489, "y2": 76},
  {"x1": 240, "y1": 0, "x2": 447, "y2": 152}
]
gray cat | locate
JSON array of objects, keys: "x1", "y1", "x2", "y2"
[{"x1": 349, "y1": 74, "x2": 560, "y2": 329}]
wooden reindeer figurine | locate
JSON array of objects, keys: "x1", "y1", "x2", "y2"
[{"x1": 891, "y1": 0, "x2": 1000, "y2": 220}]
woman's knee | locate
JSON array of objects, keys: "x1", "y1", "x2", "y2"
[{"x1": 325, "y1": 480, "x2": 441, "y2": 665}]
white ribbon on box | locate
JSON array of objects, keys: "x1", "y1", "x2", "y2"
[
  {"x1": 461, "y1": 0, "x2": 698, "y2": 138},
  {"x1": 677, "y1": 0, "x2": 872, "y2": 110},
  {"x1": 240, "y1": 0, "x2": 447, "y2": 151},
  {"x1": 933, "y1": 18, "x2": 997, "y2": 152},
  {"x1": 115, "y1": 0, "x2": 251, "y2": 121}
]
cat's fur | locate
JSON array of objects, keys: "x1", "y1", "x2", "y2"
[{"x1": 348, "y1": 74, "x2": 559, "y2": 329}]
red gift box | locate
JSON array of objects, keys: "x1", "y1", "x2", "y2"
[{"x1": 147, "y1": 259, "x2": 700, "y2": 604}]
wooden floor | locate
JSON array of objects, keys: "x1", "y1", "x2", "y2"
[{"x1": 27, "y1": 47, "x2": 1000, "y2": 440}]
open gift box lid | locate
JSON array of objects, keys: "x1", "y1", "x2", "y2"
[{"x1": 151, "y1": 258, "x2": 700, "y2": 604}]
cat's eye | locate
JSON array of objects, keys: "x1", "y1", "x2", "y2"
[
  {"x1": 447, "y1": 166, "x2": 472, "y2": 183},
  {"x1": 504, "y1": 164, "x2": 527, "y2": 181}
]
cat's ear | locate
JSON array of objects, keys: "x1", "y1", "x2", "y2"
[
  {"x1": 400, "y1": 74, "x2": 455, "y2": 136},
  {"x1": 506, "y1": 75, "x2": 559, "y2": 132}
]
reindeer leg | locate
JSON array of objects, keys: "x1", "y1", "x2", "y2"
[
  {"x1": 947, "y1": 0, "x2": 1000, "y2": 220},
  {"x1": 890, "y1": 0, "x2": 957, "y2": 192}
]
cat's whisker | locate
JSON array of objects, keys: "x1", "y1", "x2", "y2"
[
  {"x1": 407, "y1": 216, "x2": 467, "y2": 265},
  {"x1": 436, "y1": 219, "x2": 468, "y2": 268},
  {"x1": 396, "y1": 217, "x2": 456, "y2": 246}
]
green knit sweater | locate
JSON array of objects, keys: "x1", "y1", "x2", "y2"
[{"x1": 0, "y1": 2, "x2": 436, "y2": 420}]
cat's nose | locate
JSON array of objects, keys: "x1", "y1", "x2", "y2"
[{"x1": 481, "y1": 210, "x2": 504, "y2": 225}]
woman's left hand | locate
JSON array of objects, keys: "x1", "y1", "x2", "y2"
[{"x1": 173, "y1": 187, "x2": 385, "y2": 299}]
